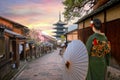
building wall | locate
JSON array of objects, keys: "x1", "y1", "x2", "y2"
[
  {"x1": 72, "y1": 31, "x2": 78, "y2": 40},
  {"x1": 94, "y1": 12, "x2": 104, "y2": 23},
  {"x1": 0, "y1": 38, "x2": 5, "y2": 56},
  {"x1": 67, "y1": 30, "x2": 78, "y2": 41},
  {"x1": 84, "y1": 18, "x2": 91, "y2": 28},
  {"x1": 78, "y1": 27, "x2": 93, "y2": 43},
  {"x1": 78, "y1": 29, "x2": 83, "y2": 41},
  {"x1": 106, "y1": 19, "x2": 120, "y2": 65},
  {"x1": 107, "y1": 4, "x2": 120, "y2": 21},
  {"x1": 78, "y1": 22, "x2": 84, "y2": 29},
  {"x1": 79, "y1": 12, "x2": 104, "y2": 30},
  {"x1": 67, "y1": 33, "x2": 73, "y2": 41}
]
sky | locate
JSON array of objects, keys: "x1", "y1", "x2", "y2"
[{"x1": 0, "y1": 0, "x2": 65, "y2": 36}]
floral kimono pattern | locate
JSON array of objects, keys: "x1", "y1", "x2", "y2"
[{"x1": 91, "y1": 38, "x2": 111, "y2": 57}]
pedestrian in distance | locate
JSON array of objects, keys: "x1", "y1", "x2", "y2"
[
  {"x1": 86, "y1": 18, "x2": 111, "y2": 80},
  {"x1": 59, "y1": 43, "x2": 66, "y2": 57}
]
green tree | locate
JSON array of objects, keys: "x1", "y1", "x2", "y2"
[{"x1": 62, "y1": 0, "x2": 94, "y2": 21}]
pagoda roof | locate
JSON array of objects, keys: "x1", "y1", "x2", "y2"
[
  {"x1": 53, "y1": 31, "x2": 65, "y2": 33},
  {"x1": 53, "y1": 35, "x2": 61, "y2": 37},
  {"x1": 53, "y1": 26, "x2": 66, "y2": 29},
  {"x1": 53, "y1": 33, "x2": 62, "y2": 36},
  {"x1": 53, "y1": 20, "x2": 67, "y2": 25},
  {"x1": 53, "y1": 34, "x2": 64, "y2": 36},
  {"x1": 53, "y1": 33, "x2": 64, "y2": 35}
]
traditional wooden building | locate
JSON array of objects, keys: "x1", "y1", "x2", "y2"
[
  {"x1": 73, "y1": 0, "x2": 120, "y2": 79},
  {"x1": 63, "y1": 25, "x2": 78, "y2": 45},
  {"x1": 65, "y1": 29, "x2": 78, "y2": 42},
  {"x1": 42, "y1": 34, "x2": 57, "y2": 51},
  {"x1": 74, "y1": 1, "x2": 120, "y2": 78},
  {"x1": 76, "y1": 0, "x2": 120, "y2": 67},
  {"x1": 0, "y1": 16, "x2": 29, "y2": 79}
]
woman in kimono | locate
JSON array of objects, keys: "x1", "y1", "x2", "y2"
[{"x1": 86, "y1": 18, "x2": 111, "y2": 80}]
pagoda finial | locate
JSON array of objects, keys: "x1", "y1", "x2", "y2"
[{"x1": 59, "y1": 12, "x2": 61, "y2": 22}]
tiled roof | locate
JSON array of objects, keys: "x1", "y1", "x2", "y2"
[
  {"x1": 53, "y1": 20, "x2": 67, "y2": 25},
  {"x1": 5, "y1": 29, "x2": 26, "y2": 39},
  {"x1": 76, "y1": 0, "x2": 120, "y2": 24},
  {"x1": 0, "y1": 16, "x2": 28, "y2": 28}
]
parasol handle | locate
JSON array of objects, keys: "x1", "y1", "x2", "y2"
[{"x1": 65, "y1": 61, "x2": 70, "y2": 69}]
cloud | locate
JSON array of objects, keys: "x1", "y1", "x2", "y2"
[{"x1": 0, "y1": 0, "x2": 64, "y2": 35}]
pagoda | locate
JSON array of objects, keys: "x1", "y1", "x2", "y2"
[{"x1": 53, "y1": 13, "x2": 67, "y2": 39}]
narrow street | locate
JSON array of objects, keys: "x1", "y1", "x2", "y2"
[{"x1": 15, "y1": 49, "x2": 64, "y2": 80}]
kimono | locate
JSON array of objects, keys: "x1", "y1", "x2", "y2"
[{"x1": 86, "y1": 33, "x2": 110, "y2": 80}]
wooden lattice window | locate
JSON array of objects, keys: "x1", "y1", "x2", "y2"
[{"x1": 0, "y1": 38, "x2": 5, "y2": 60}]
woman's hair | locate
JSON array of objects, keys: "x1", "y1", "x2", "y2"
[{"x1": 92, "y1": 18, "x2": 102, "y2": 30}]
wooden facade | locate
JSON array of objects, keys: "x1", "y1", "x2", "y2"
[
  {"x1": 66, "y1": 29, "x2": 79, "y2": 42},
  {"x1": 76, "y1": 0, "x2": 120, "y2": 67},
  {"x1": 105, "y1": 19, "x2": 120, "y2": 66},
  {"x1": 0, "y1": 16, "x2": 29, "y2": 79}
]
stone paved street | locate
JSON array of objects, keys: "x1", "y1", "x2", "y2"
[{"x1": 15, "y1": 49, "x2": 64, "y2": 80}]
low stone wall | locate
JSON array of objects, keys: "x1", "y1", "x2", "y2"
[{"x1": 107, "y1": 66, "x2": 120, "y2": 80}]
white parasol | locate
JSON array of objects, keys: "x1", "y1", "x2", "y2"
[{"x1": 63, "y1": 40, "x2": 88, "y2": 80}]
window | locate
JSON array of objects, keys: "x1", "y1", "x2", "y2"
[{"x1": 0, "y1": 38, "x2": 5, "y2": 60}]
